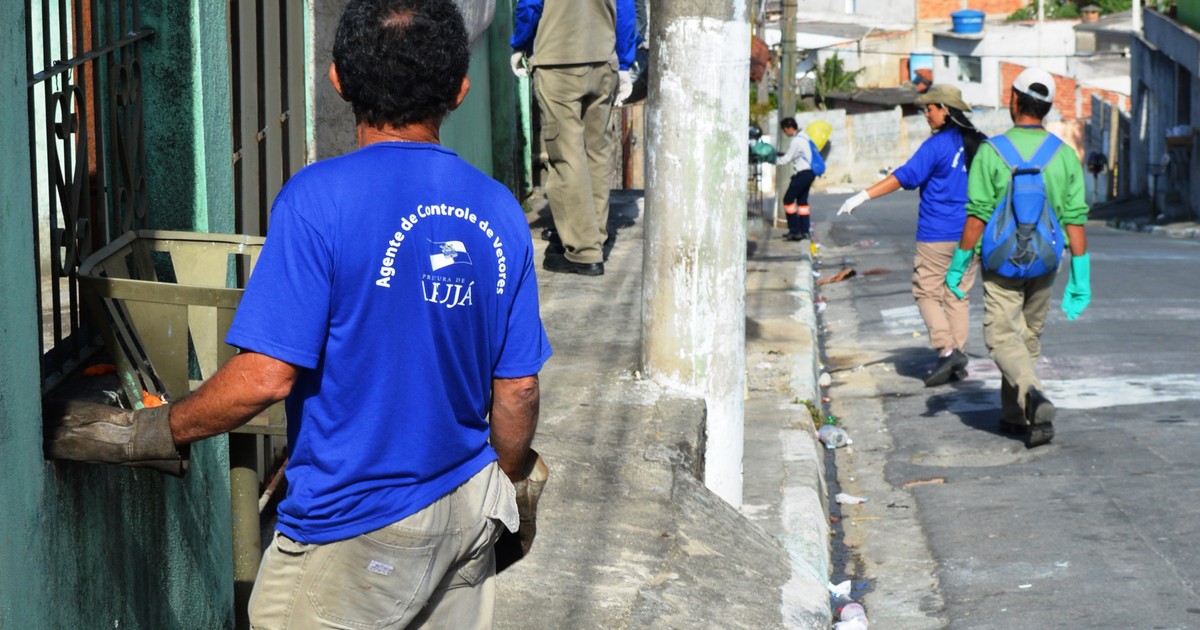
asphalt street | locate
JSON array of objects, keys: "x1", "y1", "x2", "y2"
[{"x1": 813, "y1": 188, "x2": 1200, "y2": 629}]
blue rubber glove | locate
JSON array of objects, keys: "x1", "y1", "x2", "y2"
[
  {"x1": 1062, "y1": 252, "x2": 1091, "y2": 320},
  {"x1": 945, "y1": 248, "x2": 974, "y2": 300}
]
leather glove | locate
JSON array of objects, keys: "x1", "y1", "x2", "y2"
[
  {"x1": 494, "y1": 450, "x2": 549, "y2": 572},
  {"x1": 44, "y1": 400, "x2": 186, "y2": 476},
  {"x1": 837, "y1": 190, "x2": 870, "y2": 216},
  {"x1": 614, "y1": 70, "x2": 633, "y2": 107},
  {"x1": 945, "y1": 248, "x2": 974, "y2": 300},
  {"x1": 1062, "y1": 252, "x2": 1091, "y2": 320},
  {"x1": 510, "y1": 51, "x2": 528, "y2": 78}
]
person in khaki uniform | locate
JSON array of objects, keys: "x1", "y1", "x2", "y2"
[
  {"x1": 944, "y1": 68, "x2": 1092, "y2": 448},
  {"x1": 511, "y1": 0, "x2": 637, "y2": 276}
]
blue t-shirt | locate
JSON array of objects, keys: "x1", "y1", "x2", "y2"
[
  {"x1": 226, "y1": 142, "x2": 552, "y2": 544},
  {"x1": 892, "y1": 126, "x2": 971, "y2": 243}
]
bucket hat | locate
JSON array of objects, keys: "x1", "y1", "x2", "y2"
[{"x1": 914, "y1": 83, "x2": 971, "y2": 111}]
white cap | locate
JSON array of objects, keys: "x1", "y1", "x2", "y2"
[{"x1": 1012, "y1": 68, "x2": 1056, "y2": 103}]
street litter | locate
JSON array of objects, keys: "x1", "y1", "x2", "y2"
[
  {"x1": 902, "y1": 477, "x2": 946, "y2": 488},
  {"x1": 827, "y1": 580, "x2": 852, "y2": 598},
  {"x1": 835, "y1": 601, "x2": 869, "y2": 629},
  {"x1": 854, "y1": 239, "x2": 879, "y2": 247},
  {"x1": 818, "y1": 372, "x2": 832, "y2": 387},
  {"x1": 818, "y1": 425, "x2": 850, "y2": 449},
  {"x1": 816, "y1": 268, "x2": 857, "y2": 286},
  {"x1": 835, "y1": 493, "x2": 869, "y2": 504},
  {"x1": 1018, "y1": 584, "x2": 1033, "y2": 589}
]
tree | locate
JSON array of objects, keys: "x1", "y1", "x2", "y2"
[{"x1": 813, "y1": 52, "x2": 863, "y2": 110}]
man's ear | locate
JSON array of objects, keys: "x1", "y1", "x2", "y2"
[
  {"x1": 328, "y1": 63, "x2": 349, "y2": 102},
  {"x1": 449, "y1": 76, "x2": 470, "y2": 111}
]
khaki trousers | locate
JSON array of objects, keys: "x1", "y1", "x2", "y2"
[
  {"x1": 533, "y1": 62, "x2": 617, "y2": 264},
  {"x1": 913, "y1": 241, "x2": 978, "y2": 353},
  {"x1": 981, "y1": 269, "x2": 1058, "y2": 421},
  {"x1": 248, "y1": 462, "x2": 516, "y2": 629}
]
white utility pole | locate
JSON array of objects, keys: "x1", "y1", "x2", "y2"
[{"x1": 644, "y1": 0, "x2": 750, "y2": 508}]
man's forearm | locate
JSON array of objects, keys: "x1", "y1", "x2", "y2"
[
  {"x1": 1066, "y1": 224, "x2": 1087, "y2": 256},
  {"x1": 169, "y1": 351, "x2": 297, "y2": 445},
  {"x1": 491, "y1": 374, "x2": 540, "y2": 481},
  {"x1": 958, "y1": 216, "x2": 986, "y2": 250}
]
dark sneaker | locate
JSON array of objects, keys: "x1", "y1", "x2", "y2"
[
  {"x1": 924, "y1": 349, "x2": 969, "y2": 387},
  {"x1": 1024, "y1": 388, "x2": 1056, "y2": 447},
  {"x1": 543, "y1": 252, "x2": 603, "y2": 276}
]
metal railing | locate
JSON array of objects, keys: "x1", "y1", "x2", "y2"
[{"x1": 26, "y1": 0, "x2": 153, "y2": 392}]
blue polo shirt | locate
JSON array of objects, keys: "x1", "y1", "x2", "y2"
[
  {"x1": 226, "y1": 142, "x2": 552, "y2": 544},
  {"x1": 892, "y1": 126, "x2": 972, "y2": 243}
]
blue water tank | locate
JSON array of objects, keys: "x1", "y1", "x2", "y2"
[{"x1": 951, "y1": 9, "x2": 985, "y2": 34}]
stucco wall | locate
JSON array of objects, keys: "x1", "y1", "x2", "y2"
[
  {"x1": 1, "y1": 2, "x2": 238, "y2": 627},
  {"x1": 313, "y1": 0, "x2": 504, "y2": 179}
]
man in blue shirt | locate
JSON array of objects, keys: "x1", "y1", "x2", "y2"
[{"x1": 47, "y1": 0, "x2": 552, "y2": 626}]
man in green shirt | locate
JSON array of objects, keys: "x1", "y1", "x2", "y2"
[{"x1": 944, "y1": 67, "x2": 1092, "y2": 448}]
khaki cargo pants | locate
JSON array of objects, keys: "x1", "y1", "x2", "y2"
[
  {"x1": 248, "y1": 461, "x2": 517, "y2": 629},
  {"x1": 533, "y1": 61, "x2": 618, "y2": 264},
  {"x1": 981, "y1": 269, "x2": 1058, "y2": 423}
]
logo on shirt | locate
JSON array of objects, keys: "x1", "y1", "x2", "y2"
[
  {"x1": 372, "y1": 203, "x2": 510, "y2": 298},
  {"x1": 429, "y1": 240, "x2": 472, "y2": 271}
]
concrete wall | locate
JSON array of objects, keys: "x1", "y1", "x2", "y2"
[
  {"x1": 1134, "y1": 12, "x2": 1200, "y2": 220},
  {"x1": 312, "y1": 0, "x2": 513, "y2": 187},
  {"x1": 933, "y1": 21, "x2": 1076, "y2": 109},
  {"x1": 1, "y1": 2, "x2": 237, "y2": 628},
  {"x1": 770, "y1": 106, "x2": 1014, "y2": 190}
]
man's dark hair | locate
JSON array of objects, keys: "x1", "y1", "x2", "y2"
[
  {"x1": 780, "y1": 117, "x2": 799, "y2": 131},
  {"x1": 333, "y1": 0, "x2": 469, "y2": 128},
  {"x1": 1013, "y1": 85, "x2": 1052, "y2": 120}
]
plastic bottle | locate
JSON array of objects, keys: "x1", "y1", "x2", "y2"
[
  {"x1": 834, "y1": 602, "x2": 868, "y2": 629},
  {"x1": 817, "y1": 424, "x2": 849, "y2": 449}
]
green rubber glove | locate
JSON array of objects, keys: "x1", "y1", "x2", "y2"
[
  {"x1": 1062, "y1": 252, "x2": 1091, "y2": 320},
  {"x1": 945, "y1": 248, "x2": 974, "y2": 300}
]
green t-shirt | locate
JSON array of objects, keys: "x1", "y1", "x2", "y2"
[{"x1": 966, "y1": 127, "x2": 1089, "y2": 231}]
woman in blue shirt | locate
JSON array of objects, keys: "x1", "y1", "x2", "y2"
[{"x1": 836, "y1": 84, "x2": 987, "y2": 387}]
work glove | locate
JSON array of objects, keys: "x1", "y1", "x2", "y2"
[
  {"x1": 494, "y1": 450, "x2": 549, "y2": 572},
  {"x1": 837, "y1": 190, "x2": 870, "y2": 216},
  {"x1": 1061, "y1": 252, "x2": 1091, "y2": 320},
  {"x1": 614, "y1": 70, "x2": 632, "y2": 107},
  {"x1": 44, "y1": 399, "x2": 186, "y2": 476},
  {"x1": 945, "y1": 248, "x2": 974, "y2": 300},
  {"x1": 510, "y1": 51, "x2": 528, "y2": 78}
]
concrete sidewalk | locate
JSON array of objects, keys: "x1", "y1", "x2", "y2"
[
  {"x1": 494, "y1": 191, "x2": 832, "y2": 629},
  {"x1": 1090, "y1": 196, "x2": 1200, "y2": 239}
]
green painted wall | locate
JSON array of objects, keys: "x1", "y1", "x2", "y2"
[
  {"x1": 142, "y1": 0, "x2": 237, "y2": 234},
  {"x1": 1, "y1": 2, "x2": 237, "y2": 627},
  {"x1": 0, "y1": 3, "x2": 49, "y2": 627},
  {"x1": 443, "y1": 37, "x2": 497, "y2": 177},
  {"x1": 1179, "y1": 3, "x2": 1200, "y2": 33}
]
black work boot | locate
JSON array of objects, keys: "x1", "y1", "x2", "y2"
[{"x1": 1024, "y1": 388, "x2": 1056, "y2": 448}]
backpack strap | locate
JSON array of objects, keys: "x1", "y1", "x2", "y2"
[
  {"x1": 988, "y1": 133, "x2": 1063, "y2": 175},
  {"x1": 986, "y1": 135, "x2": 1022, "y2": 172},
  {"x1": 1026, "y1": 134, "x2": 1063, "y2": 171}
]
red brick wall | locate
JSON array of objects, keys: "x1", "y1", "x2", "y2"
[
  {"x1": 999, "y1": 62, "x2": 1130, "y2": 120},
  {"x1": 919, "y1": 0, "x2": 1026, "y2": 21}
]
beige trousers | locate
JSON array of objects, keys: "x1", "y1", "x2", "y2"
[
  {"x1": 913, "y1": 241, "x2": 978, "y2": 353},
  {"x1": 248, "y1": 462, "x2": 515, "y2": 629},
  {"x1": 533, "y1": 62, "x2": 617, "y2": 264},
  {"x1": 981, "y1": 269, "x2": 1058, "y2": 421}
]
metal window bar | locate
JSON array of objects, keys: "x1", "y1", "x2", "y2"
[
  {"x1": 229, "y1": 0, "x2": 308, "y2": 239},
  {"x1": 27, "y1": 0, "x2": 153, "y2": 392}
]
